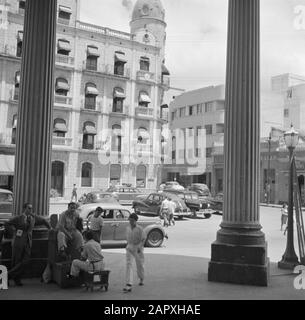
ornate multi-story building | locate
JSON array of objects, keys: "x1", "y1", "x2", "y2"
[{"x1": 0, "y1": 0, "x2": 170, "y2": 197}]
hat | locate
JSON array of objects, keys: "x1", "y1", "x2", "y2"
[
  {"x1": 129, "y1": 213, "x2": 139, "y2": 221},
  {"x1": 96, "y1": 207, "x2": 103, "y2": 212}
]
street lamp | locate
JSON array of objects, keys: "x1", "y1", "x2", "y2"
[{"x1": 278, "y1": 125, "x2": 300, "y2": 270}]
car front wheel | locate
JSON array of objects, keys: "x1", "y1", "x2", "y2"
[{"x1": 145, "y1": 229, "x2": 164, "y2": 248}]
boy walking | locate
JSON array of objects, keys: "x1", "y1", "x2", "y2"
[{"x1": 89, "y1": 207, "x2": 104, "y2": 243}]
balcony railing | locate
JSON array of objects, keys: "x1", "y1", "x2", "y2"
[
  {"x1": 79, "y1": 139, "x2": 103, "y2": 151},
  {"x1": 109, "y1": 104, "x2": 129, "y2": 116},
  {"x1": 9, "y1": 89, "x2": 19, "y2": 102},
  {"x1": 135, "y1": 107, "x2": 154, "y2": 117},
  {"x1": 161, "y1": 76, "x2": 170, "y2": 87},
  {"x1": 0, "y1": 133, "x2": 15, "y2": 146},
  {"x1": 56, "y1": 54, "x2": 75, "y2": 66},
  {"x1": 80, "y1": 100, "x2": 103, "y2": 112},
  {"x1": 83, "y1": 63, "x2": 130, "y2": 78},
  {"x1": 0, "y1": 45, "x2": 20, "y2": 58},
  {"x1": 107, "y1": 65, "x2": 130, "y2": 78},
  {"x1": 54, "y1": 95, "x2": 73, "y2": 105},
  {"x1": 137, "y1": 70, "x2": 155, "y2": 82},
  {"x1": 52, "y1": 136, "x2": 73, "y2": 147},
  {"x1": 57, "y1": 18, "x2": 70, "y2": 26}
]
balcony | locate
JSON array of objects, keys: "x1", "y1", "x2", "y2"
[
  {"x1": 161, "y1": 76, "x2": 170, "y2": 88},
  {"x1": 56, "y1": 54, "x2": 75, "y2": 66},
  {"x1": 108, "y1": 65, "x2": 130, "y2": 79},
  {"x1": 0, "y1": 45, "x2": 20, "y2": 58},
  {"x1": 137, "y1": 70, "x2": 155, "y2": 83},
  {"x1": 135, "y1": 107, "x2": 154, "y2": 118},
  {"x1": 52, "y1": 136, "x2": 73, "y2": 147},
  {"x1": 0, "y1": 133, "x2": 15, "y2": 147},
  {"x1": 80, "y1": 100, "x2": 103, "y2": 113},
  {"x1": 79, "y1": 139, "x2": 103, "y2": 151},
  {"x1": 9, "y1": 89, "x2": 19, "y2": 103},
  {"x1": 54, "y1": 95, "x2": 73, "y2": 106},
  {"x1": 57, "y1": 18, "x2": 70, "y2": 26},
  {"x1": 109, "y1": 105, "x2": 129, "y2": 117}
]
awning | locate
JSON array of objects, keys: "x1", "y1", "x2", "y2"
[
  {"x1": 58, "y1": 40, "x2": 71, "y2": 52},
  {"x1": 59, "y1": 5, "x2": 72, "y2": 14},
  {"x1": 113, "y1": 88, "x2": 126, "y2": 99},
  {"x1": 162, "y1": 64, "x2": 170, "y2": 75},
  {"x1": 56, "y1": 79, "x2": 70, "y2": 91},
  {"x1": 0, "y1": 155, "x2": 15, "y2": 175},
  {"x1": 139, "y1": 93, "x2": 151, "y2": 103},
  {"x1": 18, "y1": 31, "x2": 23, "y2": 42},
  {"x1": 83, "y1": 124, "x2": 97, "y2": 135},
  {"x1": 87, "y1": 46, "x2": 100, "y2": 57},
  {"x1": 54, "y1": 122, "x2": 68, "y2": 133},
  {"x1": 115, "y1": 52, "x2": 127, "y2": 64},
  {"x1": 86, "y1": 85, "x2": 99, "y2": 96},
  {"x1": 15, "y1": 72, "x2": 20, "y2": 85},
  {"x1": 138, "y1": 128, "x2": 150, "y2": 140}
]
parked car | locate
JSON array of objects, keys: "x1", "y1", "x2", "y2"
[
  {"x1": 165, "y1": 189, "x2": 212, "y2": 218},
  {"x1": 163, "y1": 181, "x2": 185, "y2": 191},
  {"x1": 79, "y1": 191, "x2": 119, "y2": 205},
  {"x1": 209, "y1": 193, "x2": 223, "y2": 215},
  {"x1": 132, "y1": 192, "x2": 192, "y2": 219},
  {"x1": 77, "y1": 203, "x2": 167, "y2": 248},
  {"x1": 188, "y1": 184, "x2": 211, "y2": 198},
  {"x1": 0, "y1": 189, "x2": 13, "y2": 227},
  {"x1": 106, "y1": 185, "x2": 146, "y2": 205}
]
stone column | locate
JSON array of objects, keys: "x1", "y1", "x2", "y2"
[
  {"x1": 208, "y1": 0, "x2": 269, "y2": 286},
  {"x1": 13, "y1": 0, "x2": 57, "y2": 216}
]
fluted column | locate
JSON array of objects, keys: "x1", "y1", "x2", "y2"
[
  {"x1": 13, "y1": 0, "x2": 57, "y2": 216},
  {"x1": 208, "y1": 0, "x2": 269, "y2": 286}
]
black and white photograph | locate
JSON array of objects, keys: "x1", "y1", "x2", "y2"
[{"x1": 0, "y1": 0, "x2": 305, "y2": 307}]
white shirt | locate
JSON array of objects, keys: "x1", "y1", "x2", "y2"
[{"x1": 126, "y1": 225, "x2": 146, "y2": 248}]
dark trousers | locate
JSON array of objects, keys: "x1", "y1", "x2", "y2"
[{"x1": 9, "y1": 243, "x2": 31, "y2": 281}]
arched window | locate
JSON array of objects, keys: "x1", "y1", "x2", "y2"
[
  {"x1": 81, "y1": 162, "x2": 92, "y2": 187},
  {"x1": 57, "y1": 39, "x2": 71, "y2": 56},
  {"x1": 53, "y1": 118, "x2": 67, "y2": 137},
  {"x1": 138, "y1": 91, "x2": 151, "y2": 108},
  {"x1": 82, "y1": 121, "x2": 96, "y2": 150},
  {"x1": 136, "y1": 165, "x2": 146, "y2": 188},
  {"x1": 140, "y1": 56, "x2": 150, "y2": 72},
  {"x1": 11, "y1": 114, "x2": 17, "y2": 144},
  {"x1": 55, "y1": 77, "x2": 69, "y2": 96},
  {"x1": 14, "y1": 71, "x2": 20, "y2": 100},
  {"x1": 111, "y1": 124, "x2": 122, "y2": 152},
  {"x1": 86, "y1": 46, "x2": 100, "y2": 71},
  {"x1": 114, "y1": 51, "x2": 127, "y2": 76},
  {"x1": 137, "y1": 127, "x2": 150, "y2": 144},
  {"x1": 84, "y1": 82, "x2": 99, "y2": 110},
  {"x1": 110, "y1": 164, "x2": 121, "y2": 186},
  {"x1": 16, "y1": 31, "x2": 23, "y2": 57},
  {"x1": 112, "y1": 87, "x2": 125, "y2": 113}
]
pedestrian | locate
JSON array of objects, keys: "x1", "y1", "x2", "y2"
[
  {"x1": 88, "y1": 207, "x2": 104, "y2": 243},
  {"x1": 4, "y1": 203, "x2": 50, "y2": 286},
  {"x1": 281, "y1": 203, "x2": 288, "y2": 232},
  {"x1": 123, "y1": 213, "x2": 146, "y2": 293},
  {"x1": 160, "y1": 196, "x2": 170, "y2": 227},
  {"x1": 57, "y1": 202, "x2": 84, "y2": 259},
  {"x1": 68, "y1": 230, "x2": 105, "y2": 279},
  {"x1": 168, "y1": 197, "x2": 176, "y2": 226},
  {"x1": 71, "y1": 184, "x2": 78, "y2": 202}
]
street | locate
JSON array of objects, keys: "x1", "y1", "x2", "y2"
[{"x1": 49, "y1": 203, "x2": 297, "y2": 264}]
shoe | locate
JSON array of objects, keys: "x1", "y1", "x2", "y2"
[
  {"x1": 139, "y1": 280, "x2": 144, "y2": 286},
  {"x1": 123, "y1": 284, "x2": 132, "y2": 292}
]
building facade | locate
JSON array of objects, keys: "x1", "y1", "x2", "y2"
[{"x1": 0, "y1": 0, "x2": 170, "y2": 198}]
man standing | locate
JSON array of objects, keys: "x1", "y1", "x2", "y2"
[
  {"x1": 88, "y1": 207, "x2": 104, "y2": 243},
  {"x1": 57, "y1": 202, "x2": 84, "y2": 259},
  {"x1": 123, "y1": 213, "x2": 146, "y2": 293},
  {"x1": 71, "y1": 184, "x2": 78, "y2": 203},
  {"x1": 160, "y1": 196, "x2": 170, "y2": 227},
  {"x1": 168, "y1": 197, "x2": 176, "y2": 226},
  {"x1": 5, "y1": 203, "x2": 50, "y2": 286}
]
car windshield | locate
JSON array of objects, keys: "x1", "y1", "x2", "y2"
[{"x1": 0, "y1": 193, "x2": 13, "y2": 202}]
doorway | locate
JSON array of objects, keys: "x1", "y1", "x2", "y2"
[{"x1": 51, "y1": 161, "x2": 64, "y2": 197}]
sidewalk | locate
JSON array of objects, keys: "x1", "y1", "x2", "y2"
[{"x1": 0, "y1": 252, "x2": 304, "y2": 300}]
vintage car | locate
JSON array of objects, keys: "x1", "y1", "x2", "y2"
[
  {"x1": 79, "y1": 191, "x2": 119, "y2": 205},
  {"x1": 105, "y1": 185, "x2": 146, "y2": 205},
  {"x1": 78, "y1": 203, "x2": 167, "y2": 248},
  {"x1": 209, "y1": 193, "x2": 223, "y2": 215},
  {"x1": 0, "y1": 189, "x2": 13, "y2": 228},
  {"x1": 164, "y1": 189, "x2": 212, "y2": 218},
  {"x1": 163, "y1": 181, "x2": 185, "y2": 191},
  {"x1": 132, "y1": 192, "x2": 192, "y2": 219}
]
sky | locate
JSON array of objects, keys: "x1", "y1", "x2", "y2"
[{"x1": 79, "y1": 0, "x2": 305, "y2": 92}]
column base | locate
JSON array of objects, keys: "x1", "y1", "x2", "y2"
[
  {"x1": 208, "y1": 230, "x2": 269, "y2": 286},
  {"x1": 278, "y1": 259, "x2": 299, "y2": 270}
]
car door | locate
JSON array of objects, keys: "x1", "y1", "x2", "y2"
[
  {"x1": 113, "y1": 209, "x2": 130, "y2": 241},
  {"x1": 148, "y1": 194, "x2": 162, "y2": 215},
  {"x1": 137, "y1": 194, "x2": 154, "y2": 213},
  {"x1": 99, "y1": 209, "x2": 116, "y2": 241}
]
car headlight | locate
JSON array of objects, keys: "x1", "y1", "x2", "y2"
[{"x1": 208, "y1": 203, "x2": 210, "y2": 208}]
